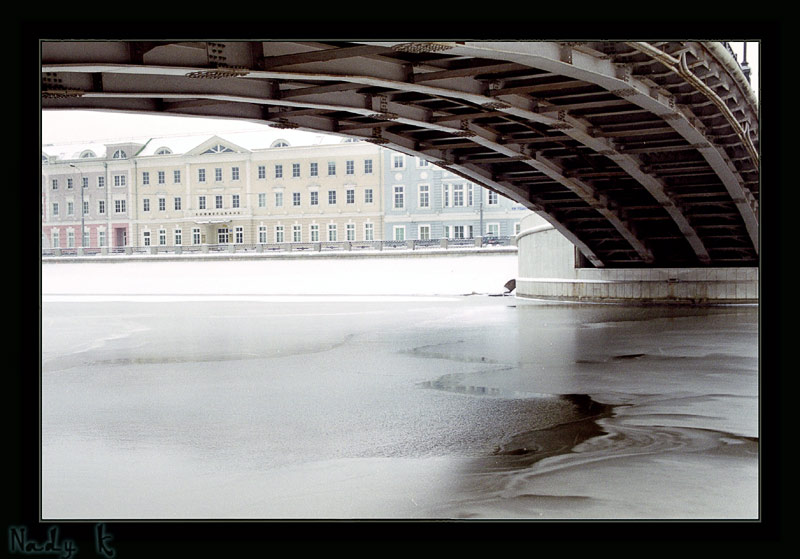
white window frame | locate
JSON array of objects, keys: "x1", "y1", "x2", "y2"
[
  {"x1": 418, "y1": 224, "x2": 431, "y2": 241},
  {"x1": 418, "y1": 184, "x2": 430, "y2": 208}
]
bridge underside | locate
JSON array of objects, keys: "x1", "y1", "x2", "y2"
[{"x1": 41, "y1": 40, "x2": 759, "y2": 268}]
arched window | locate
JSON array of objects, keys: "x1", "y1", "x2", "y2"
[
  {"x1": 80, "y1": 150, "x2": 96, "y2": 158},
  {"x1": 202, "y1": 144, "x2": 233, "y2": 154},
  {"x1": 155, "y1": 147, "x2": 172, "y2": 155},
  {"x1": 270, "y1": 139, "x2": 290, "y2": 148},
  {"x1": 112, "y1": 150, "x2": 127, "y2": 159}
]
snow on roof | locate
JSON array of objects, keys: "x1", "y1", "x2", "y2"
[{"x1": 44, "y1": 129, "x2": 349, "y2": 161}]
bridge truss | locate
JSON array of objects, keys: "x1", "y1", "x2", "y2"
[{"x1": 41, "y1": 40, "x2": 759, "y2": 267}]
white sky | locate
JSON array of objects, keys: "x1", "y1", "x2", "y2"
[{"x1": 41, "y1": 42, "x2": 759, "y2": 146}]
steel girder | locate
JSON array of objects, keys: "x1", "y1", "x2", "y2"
[{"x1": 41, "y1": 40, "x2": 759, "y2": 267}]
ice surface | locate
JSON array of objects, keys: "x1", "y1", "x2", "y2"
[{"x1": 40, "y1": 256, "x2": 759, "y2": 519}]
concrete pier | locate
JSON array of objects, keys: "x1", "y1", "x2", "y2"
[{"x1": 515, "y1": 215, "x2": 758, "y2": 305}]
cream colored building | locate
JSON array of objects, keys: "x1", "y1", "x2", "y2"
[{"x1": 130, "y1": 134, "x2": 384, "y2": 248}]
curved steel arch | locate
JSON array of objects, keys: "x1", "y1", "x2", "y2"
[{"x1": 41, "y1": 40, "x2": 759, "y2": 267}]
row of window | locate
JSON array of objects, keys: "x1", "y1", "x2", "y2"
[
  {"x1": 50, "y1": 175, "x2": 123, "y2": 189},
  {"x1": 138, "y1": 188, "x2": 376, "y2": 213},
  {"x1": 137, "y1": 158, "x2": 376, "y2": 187},
  {"x1": 136, "y1": 222, "x2": 379, "y2": 246},
  {"x1": 50, "y1": 199, "x2": 126, "y2": 216},
  {"x1": 48, "y1": 184, "x2": 500, "y2": 218},
  {"x1": 392, "y1": 184, "x2": 499, "y2": 209}
]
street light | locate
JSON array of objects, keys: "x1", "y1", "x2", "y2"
[{"x1": 69, "y1": 164, "x2": 85, "y2": 249}]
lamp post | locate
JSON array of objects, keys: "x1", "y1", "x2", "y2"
[{"x1": 69, "y1": 164, "x2": 85, "y2": 249}]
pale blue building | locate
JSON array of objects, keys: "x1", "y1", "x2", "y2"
[{"x1": 381, "y1": 150, "x2": 532, "y2": 241}]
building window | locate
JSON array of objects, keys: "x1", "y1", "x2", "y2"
[
  {"x1": 98, "y1": 176, "x2": 105, "y2": 188},
  {"x1": 293, "y1": 224, "x2": 302, "y2": 243},
  {"x1": 453, "y1": 225, "x2": 465, "y2": 239},
  {"x1": 310, "y1": 224, "x2": 319, "y2": 242},
  {"x1": 275, "y1": 164, "x2": 283, "y2": 179},
  {"x1": 67, "y1": 202, "x2": 74, "y2": 216},
  {"x1": 114, "y1": 199, "x2": 126, "y2": 213},
  {"x1": 174, "y1": 170, "x2": 181, "y2": 183},
  {"x1": 258, "y1": 193, "x2": 267, "y2": 208},
  {"x1": 52, "y1": 179, "x2": 58, "y2": 190},
  {"x1": 192, "y1": 228, "x2": 201, "y2": 245},
  {"x1": 292, "y1": 163, "x2": 300, "y2": 178},
  {"x1": 328, "y1": 223, "x2": 337, "y2": 242},
  {"x1": 364, "y1": 189, "x2": 373, "y2": 204},
  {"x1": 142, "y1": 199, "x2": 150, "y2": 212},
  {"x1": 346, "y1": 223, "x2": 355, "y2": 241},
  {"x1": 83, "y1": 201, "x2": 89, "y2": 216},
  {"x1": 468, "y1": 184, "x2": 473, "y2": 206},
  {"x1": 346, "y1": 160, "x2": 354, "y2": 175},
  {"x1": 66, "y1": 230, "x2": 75, "y2": 248},
  {"x1": 453, "y1": 184, "x2": 464, "y2": 207},
  {"x1": 114, "y1": 174, "x2": 126, "y2": 187},
  {"x1": 218, "y1": 227, "x2": 229, "y2": 244},
  {"x1": 158, "y1": 171, "x2": 165, "y2": 184},
  {"x1": 443, "y1": 184, "x2": 450, "y2": 207},
  {"x1": 215, "y1": 195, "x2": 223, "y2": 209},
  {"x1": 142, "y1": 172, "x2": 150, "y2": 185},
  {"x1": 142, "y1": 231, "x2": 150, "y2": 246},
  {"x1": 198, "y1": 196, "x2": 206, "y2": 210},
  {"x1": 52, "y1": 202, "x2": 59, "y2": 216},
  {"x1": 112, "y1": 150, "x2": 126, "y2": 159},
  {"x1": 392, "y1": 154, "x2": 404, "y2": 169},
  {"x1": 293, "y1": 192, "x2": 301, "y2": 206},
  {"x1": 275, "y1": 225, "x2": 284, "y2": 243},
  {"x1": 67, "y1": 178, "x2": 73, "y2": 189},
  {"x1": 52, "y1": 231, "x2": 59, "y2": 248},
  {"x1": 232, "y1": 194, "x2": 240, "y2": 208},
  {"x1": 174, "y1": 197, "x2": 181, "y2": 211},
  {"x1": 417, "y1": 157, "x2": 429, "y2": 167},
  {"x1": 159, "y1": 229, "x2": 166, "y2": 246},
  {"x1": 258, "y1": 226, "x2": 267, "y2": 243},
  {"x1": 488, "y1": 190, "x2": 498, "y2": 205},
  {"x1": 158, "y1": 197, "x2": 166, "y2": 211},
  {"x1": 310, "y1": 162, "x2": 318, "y2": 177},
  {"x1": 419, "y1": 225, "x2": 431, "y2": 240},
  {"x1": 258, "y1": 165, "x2": 266, "y2": 179},
  {"x1": 98, "y1": 200, "x2": 105, "y2": 214},
  {"x1": 515, "y1": 222, "x2": 521, "y2": 235},
  {"x1": 174, "y1": 229, "x2": 182, "y2": 246},
  {"x1": 275, "y1": 192, "x2": 283, "y2": 207},
  {"x1": 346, "y1": 189, "x2": 355, "y2": 204},
  {"x1": 235, "y1": 226, "x2": 244, "y2": 244},
  {"x1": 327, "y1": 161, "x2": 336, "y2": 176},
  {"x1": 198, "y1": 168, "x2": 206, "y2": 182},
  {"x1": 394, "y1": 185, "x2": 404, "y2": 209},
  {"x1": 310, "y1": 191, "x2": 319, "y2": 206},
  {"x1": 419, "y1": 184, "x2": 430, "y2": 208},
  {"x1": 215, "y1": 168, "x2": 223, "y2": 182},
  {"x1": 364, "y1": 159, "x2": 373, "y2": 174},
  {"x1": 328, "y1": 190, "x2": 336, "y2": 204},
  {"x1": 364, "y1": 222, "x2": 374, "y2": 241},
  {"x1": 393, "y1": 226, "x2": 406, "y2": 241},
  {"x1": 98, "y1": 230, "x2": 106, "y2": 247},
  {"x1": 82, "y1": 177, "x2": 89, "y2": 189},
  {"x1": 232, "y1": 167, "x2": 239, "y2": 181},
  {"x1": 486, "y1": 223, "x2": 499, "y2": 236}
]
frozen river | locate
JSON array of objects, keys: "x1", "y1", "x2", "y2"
[{"x1": 40, "y1": 257, "x2": 759, "y2": 520}]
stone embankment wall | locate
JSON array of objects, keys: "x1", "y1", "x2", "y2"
[{"x1": 515, "y1": 214, "x2": 758, "y2": 305}]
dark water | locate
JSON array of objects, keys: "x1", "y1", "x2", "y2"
[{"x1": 41, "y1": 296, "x2": 758, "y2": 519}]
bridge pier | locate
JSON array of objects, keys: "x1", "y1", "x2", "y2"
[{"x1": 515, "y1": 215, "x2": 758, "y2": 305}]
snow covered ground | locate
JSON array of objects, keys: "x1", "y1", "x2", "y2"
[{"x1": 41, "y1": 252, "x2": 520, "y2": 301}]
